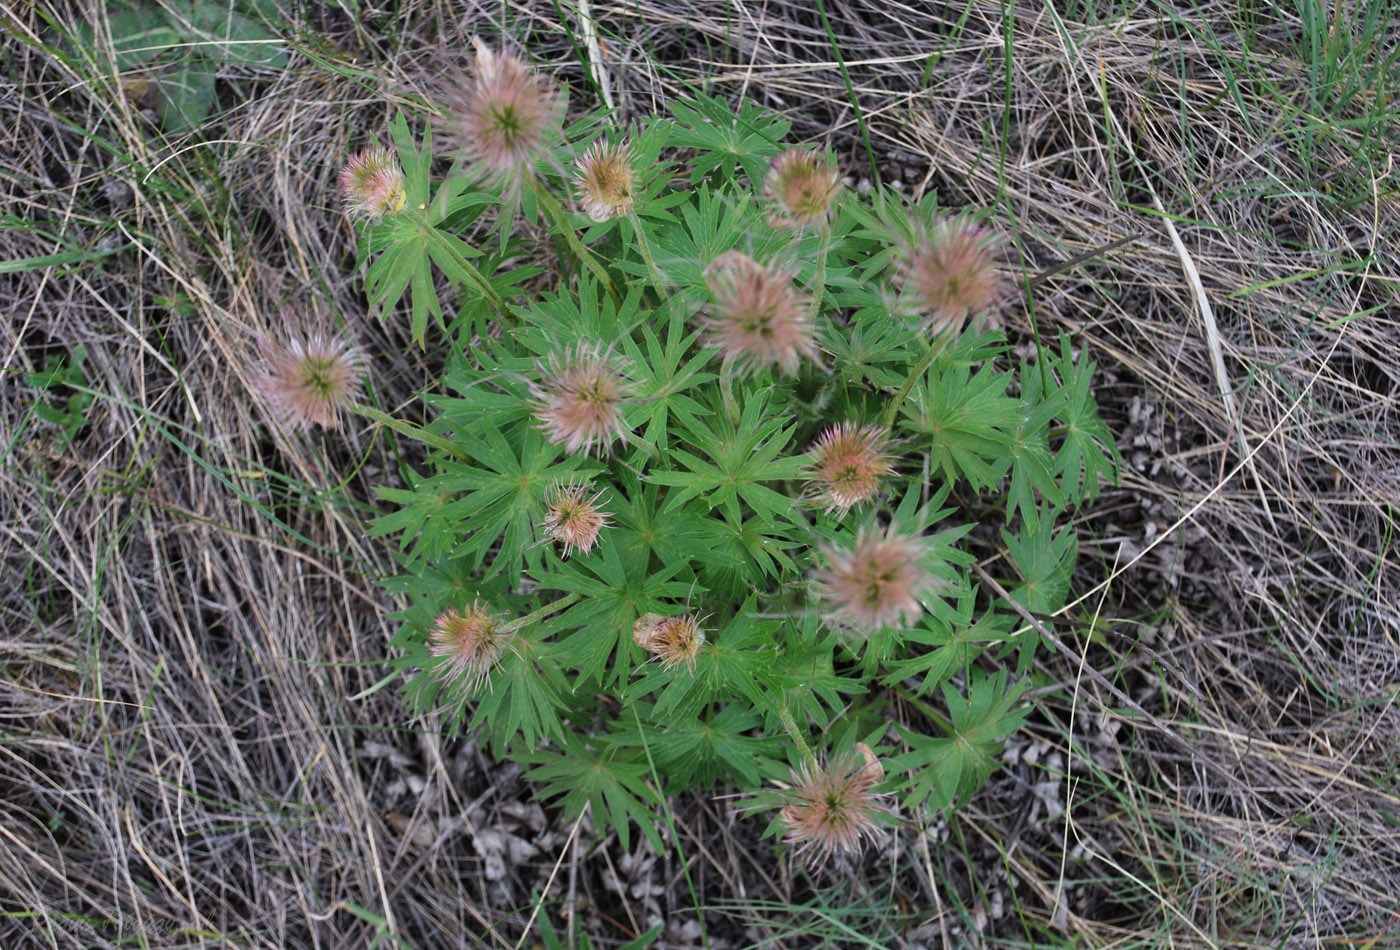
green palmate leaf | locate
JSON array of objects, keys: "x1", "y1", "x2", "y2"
[
  {"x1": 938, "y1": 324, "x2": 1015, "y2": 368},
  {"x1": 669, "y1": 93, "x2": 790, "y2": 185},
  {"x1": 1048, "y1": 333, "x2": 1120, "y2": 503},
  {"x1": 520, "y1": 734, "x2": 665, "y2": 852},
  {"x1": 616, "y1": 702, "x2": 779, "y2": 789},
  {"x1": 651, "y1": 186, "x2": 782, "y2": 290},
  {"x1": 361, "y1": 115, "x2": 487, "y2": 344},
  {"x1": 621, "y1": 305, "x2": 715, "y2": 454},
  {"x1": 607, "y1": 473, "x2": 742, "y2": 577},
  {"x1": 1005, "y1": 358, "x2": 1067, "y2": 530},
  {"x1": 700, "y1": 511, "x2": 801, "y2": 598},
  {"x1": 845, "y1": 182, "x2": 928, "y2": 248},
  {"x1": 515, "y1": 280, "x2": 643, "y2": 354},
  {"x1": 360, "y1": 214, "x2": 440, "y2": 344},
  {"x1": 422, "y1": 227, "x2": 484, "y2": 285},
  {"x1": 891, "y1": 669, "x2": 1029, "y2": 812},
  {"x1": 629, "y1": 605, "x2": 783, "y2": 720},
  {"x1": 1002, "y1": 522, "x2": 1078, "y2": 615},
  {"x1": 441, "y1": 425, "x2": 580, "y2": 577},
  {"x1": 883, "y1": 596, "x2": 1015, "y2": 696},
  {"x1": 470, "y1": 635, "x2": 567, "y2": 754},
  {"x1": 914, "y1": 522, "x2": 978, "y2": 625},
  {"x1": 652, "y1": 391, "x2": 805, "y2": 524},
  {"x1": 770, "y1": 615, "x2": 864, "y2": 731},
  {"x1": 371, "y1": 473, "x2": 459, "y2": 564},
  {"x1": 623, "y1": 648, "x2": 704, "y2": 719},
  {"x1": 427, "y1": 169, "x2": 494, "y2": 228},
  {"x1": 900, "y1": 360, "x2": 1023, "y2": 491},
  {"x1": 825, "y1": 301, "x2": 922, "y2": 390},
  {"x1": 430, "y1": 367, "x2": 534, "y2": 434},
  {"x1": 385, "y1": 600, "x2": 449, "y2": 712},
  {"x1": 535, "y1": 535, "x2": 696, "y2": 687},
  {"x1": 700, "y1": 607, "x2": 788, "y2": 713},
  {"x1": 371, "y1": 426, "x2": 582, "y2": 574}
]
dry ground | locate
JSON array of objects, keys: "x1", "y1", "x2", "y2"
[{"x1": 2, "y1": 0, "x2": 1397, "y2": 947}]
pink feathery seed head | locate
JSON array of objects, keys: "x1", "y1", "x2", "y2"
[
  {"x1": 576, "y1": 140, "x2": 635, "y2": 221},
  {"x1": 814, "y1": 527, "x2": 933, "y2": 633},
  {"x1": 765, "y1": 148, "x2": 842, "y2": 228},
  {"x1": 806, "y1": 422, "x2": 895, "y2": 517},
  {"x1": 632, "y1": 613, "x2": 705, "y2": 671},
  {"x1": 703, "y1": 251, "x2": 817, "y2": 375},
  {"x1": 450, "y1": 40, "x2": 563, "y2": 187},
  {"x1": 779, "y1": 742, "x2": 890, "y2": 869},
  {"x1": 428, "y1": 601, "x2": 514, "y2": 694},
  {"x1": 542, "y1": 481, "x2": 610, "y2": 557},
  {"x1": 251, "y1": 331, "x2": 364, "y2": 430},
  {"x1": 534, "y1": 344, "x2": 632, "y2": 456},
  {"x1": 339, "y1": 145, "x2": 406, "y2": 219},
  {"x1": 898, "y1": 218, "x2": 1006, "y2": 336}
]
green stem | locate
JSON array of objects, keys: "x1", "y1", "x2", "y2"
[
  {"x1": 776, "y1": 698, "x2": 817, "y2": 767},
  {"x1": 808, "y1": 221, "x2": 831, "y2": 322},
  {"x1": 880, "y1": 331, "x2": 951, "y2": 429},
  {"x1": 350, "y1": 402, "x2": 467, "y2": 461},
  {"x1": 719, "y1": 372, "x2": 740, "y2": 425},
  {"x1": 515, "y1": 593, "x2": 580, "y2": 627},
  {"x1": 405, "y1": 208, "x2": 509, "y2": 319},
  {"x1": 626, "y1": 431, "x2": 662, "y2": 464},
  {"x1": 531, "y1": 175, "x2": 620, "y2": 303},
  {"x1": 628, "y1": 209, "x2": 666, "y2": 290}
]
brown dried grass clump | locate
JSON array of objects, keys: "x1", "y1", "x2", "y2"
[{"x1": 2, "y1": 0, "x2": 1396, "y2": 946}]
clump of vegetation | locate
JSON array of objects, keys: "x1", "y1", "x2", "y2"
[{"x1": 335, "y1": 43, "x2": 1118, "y2": 863}]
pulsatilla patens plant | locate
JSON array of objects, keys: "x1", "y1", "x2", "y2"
[{"x1": 350, "y1": 48, "x2": 1118, "y2": 863}]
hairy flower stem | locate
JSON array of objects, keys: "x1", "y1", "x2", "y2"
[
  {"x1": 530, "y1": 175, "x2": 620, "y2": 303},
  {"x1": 808, "y1": 222, "x2": 831, "y2": 322},
  {"x1": 405, "y1": 209, "x2": 509, "y2": 320},
  {"x1": 628, "y1": 432, "x2": 662, "y2": 463},
  {"x1": 515, "y1": 593, "x2": 581, "y2": 626},
  {"x1": 719, "y1": 372, "x2": 740, "y2": 425},
  {"x1": 776, "y1": 698, "x2": 818, "y2": 768},
  {"x1": 351, "y1": 402, "x2": 470, "y2": 461},
  {"x1": 880, "y1": 331, "x2": 952, "y2": 429},
  {"x1": 628, "y1": 209, "x2": 666, "y2": 290}
]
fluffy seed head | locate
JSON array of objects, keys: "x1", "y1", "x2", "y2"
[
  {"x1": 339, "y1": 145, "x2": 406, "y2": 219},
  {"x1": 428, "y1": 601, "x2": 513, "y2": 694},
  {"x1": 632, "y1": 613, "x2": 705, "y2": 671},
  {"x1": 814, "y1": 527, "x2": 932, "y2": 633},
  {"x1": 806, "y1": 423, "x2": 894, "y2": 517},
  {"x1": 450, "y1": 41, "x2": 562, "y2": 187},
  {"x1": 576, "y1": 141, "x2": 635, "y2": 221},
  {"x1": 779, "y1": 743, "x2": 890, "y2": 869},
  {"x1": 251, "y1": 331, "x2": 364, "y2": 430},
  {"x1": 534, "y1": 344, "x2": 632, "y2": 456},
  {"x1": 542, "y1": 481, "x2": 610, "y2": 557},
  {"x1": 898, "y1": 218, "x2": 1005, "y2": 336},
  {"x1": 765, "y1": 148, "x2": 841, "y2": 227},
  {"x1": 703, "y1": 251, "x2": 816, "y2": 375}
]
